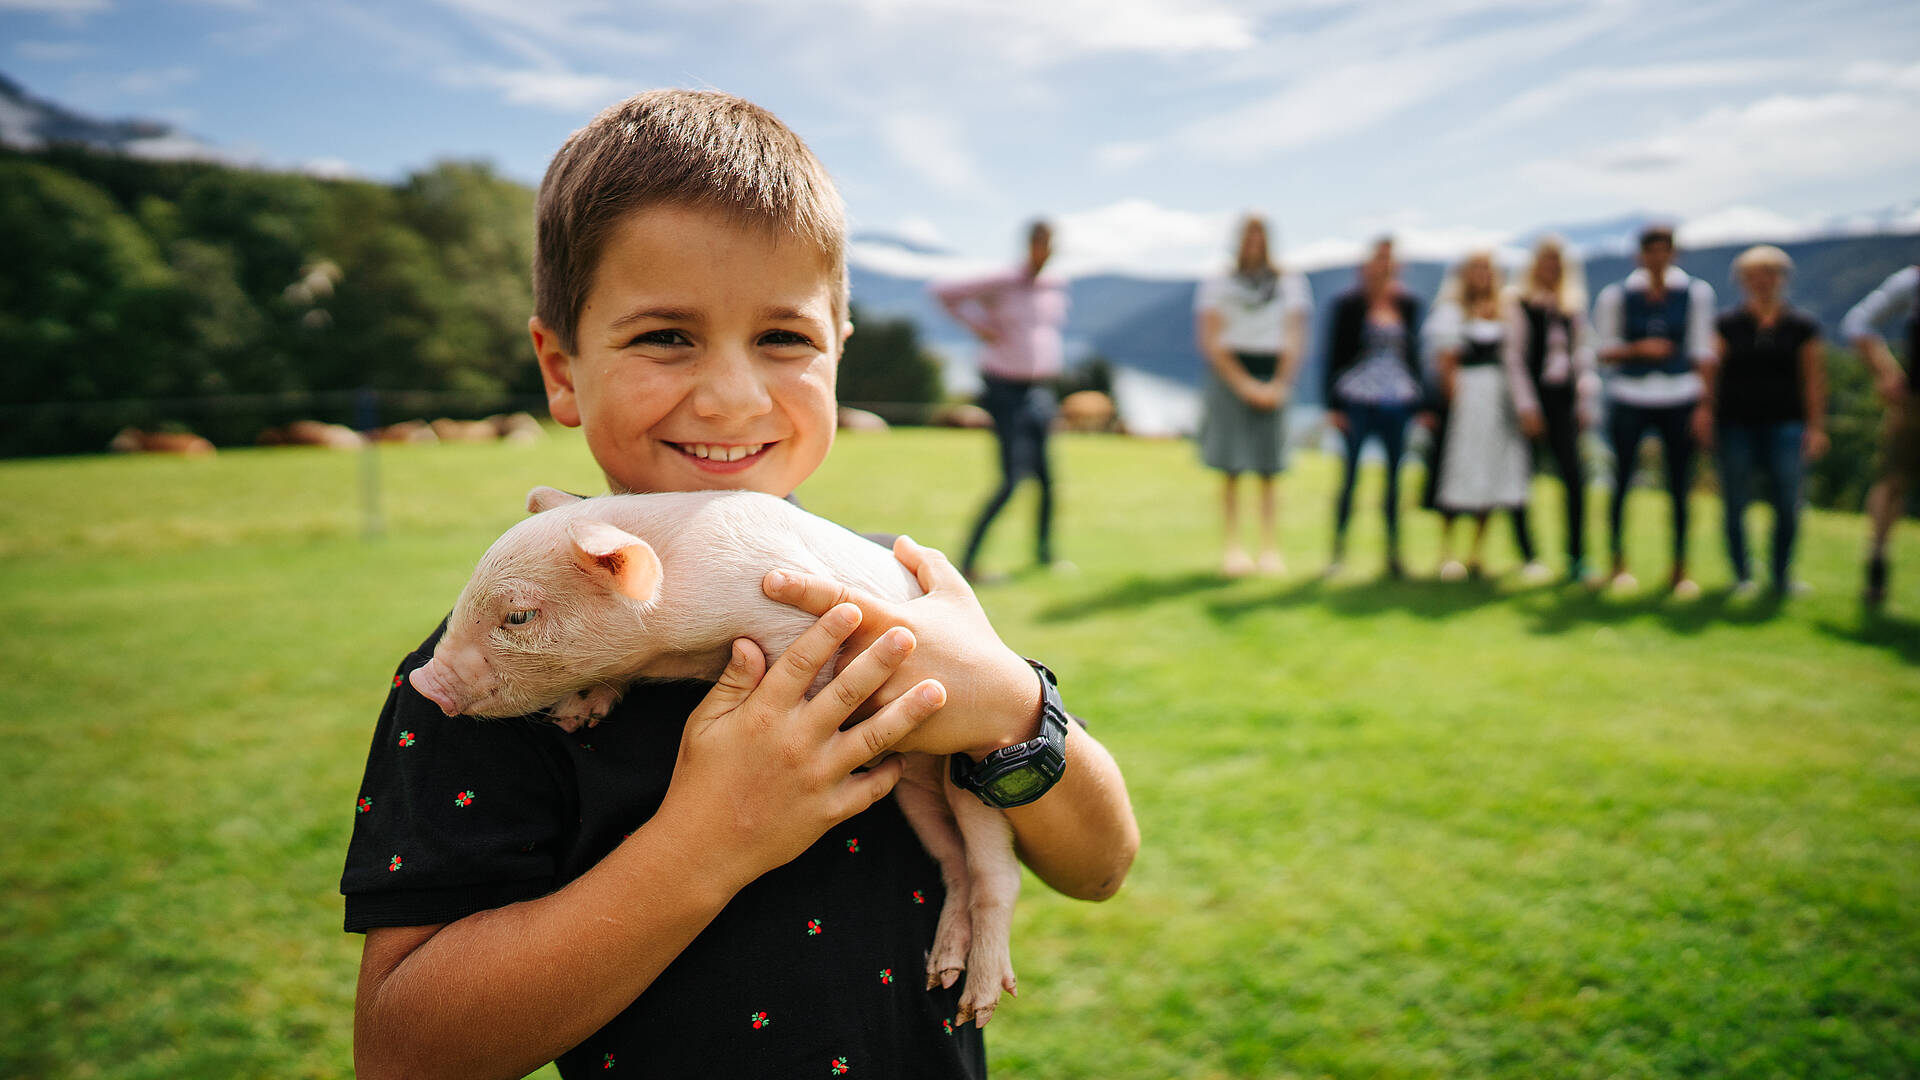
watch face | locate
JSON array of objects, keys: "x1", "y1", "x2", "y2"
[{"x1": 985, "y1": 767, "x2": 1048, "y2": 805}]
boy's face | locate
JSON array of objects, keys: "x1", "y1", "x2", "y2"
[{"x1": 532, "y1": 203, "x2": 847, "y2": 497}]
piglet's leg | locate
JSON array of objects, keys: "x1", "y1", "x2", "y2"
[
  {"x1": 546, "y1": 683, "x2": 622, "y2": 733},
  {"x1": 948, "y1": 780, "x2": 1019, "y2": 1028},
  {"x1": 893, "y1": 755, "x2": 973, "y2": 991}
]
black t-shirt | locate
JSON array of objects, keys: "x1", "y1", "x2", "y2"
[
  {"x1": 342, "y1": 623, "x2": 986, "y2": 1079},
  {"x1": 1714, "y1": 306, "x2": 1819, "y2": 425}
]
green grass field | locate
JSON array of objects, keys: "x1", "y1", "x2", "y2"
[{"x1": 2, "y1": 426, "x2": 1916, "y2": 1079}]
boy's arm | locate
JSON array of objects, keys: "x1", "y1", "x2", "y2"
[
  {"x1": 764, "y1": 539, "x2": 1140, "y2": 902},
  {"x1": 354, "y1": 614, "x2": 944, "y2": 1080}
]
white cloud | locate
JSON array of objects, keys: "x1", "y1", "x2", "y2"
[
  {"x1": 301, "y1": 157, "x2": 358, "y2": 179},
  {"x1": 829, "y1": 0, "x2": 1253, "y2": 63},
  {"x1": 1447, "y1": 59, "x2": 1782, "y2": 144},
  {"x1": 1674, "y1": 206, "x2": 1820, "y2": 249},
  {"x1": 13, "y1": 39, "x2": 95, "y2": 59},
  {"x1": 1092, "y1": 140, "x2": 1153, "y2": 171},
  {"x1": 1521, "y1": 91, "x2": 1920, "y2": 215},
  {"x1": 117, "y1": 65, "x2": 198, "y2": 96},
  {"x1": 891, "y1": 216, "x2": 946, "y2": 249},
  {"x1": 0, "y1": 0, "x2": 109, "y2": 11},
  {"x1": 1840, "y1": 60, "x2": 1920, "y2": 93},
  {"x1": 876, "y1": 110, "x2": 989, "y2": 198},
  {"x1": 442, "y1": 65, "x2": 636, "y2": 112},
  {"x1": 1050, "y1": 198, "x2": 1236, "y2": 278},
  {"x1": 847, "y1": 240, "x2": 999, "y2": 282}
]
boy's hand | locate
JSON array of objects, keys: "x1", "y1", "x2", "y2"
[
  {"x1": 660, "y1": 604, "x2": 945, "y2": 893},
  {"x1": 764, "y1": 537, "x2": 1044, "y2": 761}
]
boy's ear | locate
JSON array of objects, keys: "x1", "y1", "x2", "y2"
[
  {"x1": 530, "y1": 316, "x2": 582, "y2": 428},
  {"x1": 527, "y1": 486, "x2": 582, "y2": 514},
  {"x1": 567, "y1": 519, "x2": 662, "y2": 603}
]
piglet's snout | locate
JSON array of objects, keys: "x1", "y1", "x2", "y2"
[{"x1": 408, "y1": 659, "x2": 467, "y2": 717}]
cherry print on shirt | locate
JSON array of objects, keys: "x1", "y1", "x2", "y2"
[
  {"x1": 602, "y1": 1053, "x2": 614, "y2": 1070},
  {"x1": 388, "y1": 855, "x2": 403, "y2": 872},
  {"x1": 454, "y1": 790, "x2": 475, "y2": 807},
  {"x1": 397, "y1": 730, "x2": 416, "y2": 747},
  {"x1": 392, "y1": 674, "x2": 404, "y2": 689},
  {"x1": 806, "y1": 919, "x2": 822, "y2": 936},
  {"x1": 942, "y1": 1019, "x2": 954, "y2": 1036},
  {"x1": 357, "y1": 796, "x2": 372, "y2": 814},
  {"x1": 845, "y1": 838, "x2": 859, "y2": 853},
  {"x1": 831, "y1": 1058, "x2": 849, "y2": 1075},
  {"x1": 750, "y1": 1011, "x2": 771, "y2": 1030},
  {"x1": 879, "y1": 968, "x2": 893, "y2": 984},
  {"x1": 911, "y1": 890, "x2": 925, "y2": 905}
]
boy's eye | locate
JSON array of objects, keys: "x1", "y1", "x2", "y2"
[
  {"x1": 760, "y1": 329, "x2": 816, "y2": 349},
  {"x1": 628, "y1": 329, "x2": 691, "y2": 348},
  {"x1": 503, "y1": 609, "x2": 538, "y2": 626}
]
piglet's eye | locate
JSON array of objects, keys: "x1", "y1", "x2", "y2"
[{"x1": 503, "y1": 609, "x2": 538, "y2": 626}]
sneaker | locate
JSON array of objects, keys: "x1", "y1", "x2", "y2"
[
  {"x1": 1671, "y1": 578, "x2": 1702, "y2": 601},
  {"x1": 1520, "y1": 561, "x2": 1553, "y2": 585},
  {"x1": 1047, "y1": 559, "x2": 1079, "y2": 576},
  {"x1": 1608, "y1": 571, "x2": 1639, "y2": 594},
  {"x1": 1222, "y1": 550, "x2": 1254, "y2": 577},
  {"x1": 1864, "y1": 556, "x2": 1889, "y2": 610},
  {"x1": 1256, "y1": 551, "x2": 1287, "y2": 577},
  {"x1": 1438, "y1": 560, "x2": 1468, "y2": 582},
  {"x1": 1322, "y1": 559, "x2": 1345, "y2": 580},
  {"x1": 1730, "y1": 579, "x2": 1760, "y2": 600},
  {"x1": 1775, "y1": 579, "x2": 1812, "y2": 598}
]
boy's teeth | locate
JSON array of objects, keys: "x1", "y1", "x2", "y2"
[{"x1": 683, "y1": 443, "x2": 765, "y2": 462}]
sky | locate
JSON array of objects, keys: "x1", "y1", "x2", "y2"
[{"x1": 4, "y1": 0, "x2": 1919, "y2": 278}]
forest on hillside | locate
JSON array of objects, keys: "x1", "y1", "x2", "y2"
[{"x1": 0, "y1": 146, "x2": 942, "y2": 458}]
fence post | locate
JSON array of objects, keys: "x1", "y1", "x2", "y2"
[{"x1": 356, "y1": 386, "x2": 385, "y2": 539}]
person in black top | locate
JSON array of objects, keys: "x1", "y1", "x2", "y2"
[
  {"x1": 1695, "y1": 245, "x2": 1828, "y2": 596},
  {"x1": 1322, "y1": 237, "x2": 1426, "y2": 578},
  {"x1": 1504, "y1": 235, "x2": 1601, "y2": 583},
  {"x1": 343, "y1": 90, "x2": 1140, "y2": 1080}
]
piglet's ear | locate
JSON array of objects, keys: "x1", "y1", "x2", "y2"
[
  {"x1": 567, "y1": 519, "x2": 661, "y2": 602},
  {"x1": 527, "y1": 486, "x2": 582, "y2": 514}
]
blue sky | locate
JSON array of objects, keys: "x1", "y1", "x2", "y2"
[{"x1": 5, "y1": 0, "x2": 1918, "y2": 277}]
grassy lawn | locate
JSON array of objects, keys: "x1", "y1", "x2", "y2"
[{"x1": 1, "y1": 426, "x2": 1916, "y2": 1079}]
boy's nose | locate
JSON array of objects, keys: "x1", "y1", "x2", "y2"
[{"x1": 692, "y1": 350, "x2": 773, "y2": 420}]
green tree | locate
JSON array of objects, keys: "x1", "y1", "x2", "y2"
[{"x1": 838, "y1": 303, "x2": 943, "y2": 407}]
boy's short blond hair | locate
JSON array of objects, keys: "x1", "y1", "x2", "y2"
[{"x1": 534, "y1": 89, "x2": 849, "y2": 354}]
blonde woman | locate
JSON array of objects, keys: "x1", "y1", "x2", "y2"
[
  {"x1": 1195, "y1": 215, "x2": 1312, "y2": 575},
  {"x1": 1426, "y1": 251, "x2": 1538, "y2": 580},
  {"x1": 1697, "y1": 245, "x2": 1827, "y2": 596},
  {"x1": 1504, "y1": 235, "x2": 1600, "y2": 582}
]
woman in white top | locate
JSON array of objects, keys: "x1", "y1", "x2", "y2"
[
  {"x1": 1426, "y1": 250, "x2": 1539, "y2": 580},
  {"x1": 1194, "y1": 214, "x2": 1312, "y2": 576}
]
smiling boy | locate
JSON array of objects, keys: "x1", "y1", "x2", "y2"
[{"x1": 342, "y1": 90, "x2": 1138, "y2": 1080}]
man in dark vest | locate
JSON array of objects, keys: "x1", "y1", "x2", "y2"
[
  {"x1": 1591, "y1": 224, "x2": 1718, "y2": 598},
  {"x1": 1840, "y1": 262, "x2": 1920, "y2": 610}
]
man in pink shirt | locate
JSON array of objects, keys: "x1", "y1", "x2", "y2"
[{"x1": 933, "y1": 220, "x2": 1072, "y2": 579}]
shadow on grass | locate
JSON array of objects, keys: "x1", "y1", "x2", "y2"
[
  {"x1": 1034, "y1": 570, "x2": 1235, "y2": 623},
  {"x1": 1814, "y1": 609, "x2": 1920, "y2": 666},
  {"x1": 1510, "y1": 584, "x2": 1789, "y2": 637},
  {"x1": 1204, "y1": 572, "x2": 1529, "y2": 622}
]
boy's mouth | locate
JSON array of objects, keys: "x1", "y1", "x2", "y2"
[{"x1": 670, "y1": 441, "x2": 771, "y2": 467}]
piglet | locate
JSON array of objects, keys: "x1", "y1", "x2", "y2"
[{"x1": 410, "y1": 486, "x2": 1020, "y2": 1026}]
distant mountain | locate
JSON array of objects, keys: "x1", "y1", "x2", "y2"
[
  {"x1": 1520, "y1": 211, "x2": 1659, "y2": 255},
  {"x1": 0, "y1": 71, "x2": 226, "y2": 162}
]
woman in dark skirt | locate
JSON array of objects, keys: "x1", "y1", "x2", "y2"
[
  {"x1": 1195, "y1": 215, "x2": 1313, "y2": 576},
  {"x1": 1503, "y1": 235, "x2": 1600, "y2": 584}
]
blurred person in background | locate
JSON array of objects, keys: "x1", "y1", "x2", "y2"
[
  {"x1": 1696, "y1": 245, "x2": 1826, "y2": 598},
  {"x1": 1194, "y1": 214, "x2": 1312, "y2": 576},
  {"x1": 1592, "y1": 225, "x2": 1716, "y2": 598},
  {"x1": 1425, "y1": 250, "x2": 1541, "y2": 582},
  {"x1": 1323, "y1": 237, "x2": 1424, "y2": 579},
  {"x1": 934, "y1": 220, "x2": 1071, "y2": 581},
  {"x1": 1504, "y1": 235, "x2": 1600, "y2": 584},
  {"x1": 1840, "y1": 259, "x2": 1919, "y2": 610}
]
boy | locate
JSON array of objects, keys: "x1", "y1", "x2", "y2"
[
  {"x1": 342, "y1": 90, "x2": 1139, "y2": 1080},
  {"x1": 1592, "y1": 224, "x2": 1717, "y2": 597},
  {"x1": 1840, "y1": 260, "x2": 1918, "y2": 610}
]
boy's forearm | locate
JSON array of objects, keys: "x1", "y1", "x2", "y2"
[
  {"x1": 1005, "y1": 722, "x2": 1139, "y2": 901},
  {"x1": 355, "y1": 810, "x2": 738, "y2": 1080}
]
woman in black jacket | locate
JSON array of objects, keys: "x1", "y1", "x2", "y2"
[{"x1": 1323, "y1": 237, "x2": 1425, "y2": 578}]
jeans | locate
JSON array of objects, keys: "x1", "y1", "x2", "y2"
[
  {"x1": 1334, "y1": 401, "x2": 1416, "y2": 559},
  {"x1": 1608, "y1": 400, "x2": 1696, "y2": 566},
  {"x1": 961, "y1": 375, "x2": 1057, "y2": 573},
  {"x1": 1717, "y1": 421, "x2": 1805, "y2": 586}
]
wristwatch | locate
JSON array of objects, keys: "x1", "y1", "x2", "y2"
[{"x1": 949, "y1": 660, "x2": 1069, "y2": 808}]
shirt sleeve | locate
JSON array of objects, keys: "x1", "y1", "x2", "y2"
[
  {"x1": 930, "y1": 273, "x2": 1007, "y2": 340},
  {"x1": 1284, "y1": 272, "x2": 1313, "y2": 315},
  {"x1": 1193, "y1": 275, "x2": 1222, "y2": 315},
  {"x1": 341, "y1": 640, "x2": 569, "y2": 931},
  {"x1": 1502, "y1": 300, "x2": 1541, "y2": 418},
  {"x1": 1422, "y1": 300, "x2": 1464, "y2": 364},
  {"x1": 1840, "y1": 266, "x2": 1919, "y2": 343},
  {"x1": 1687, "y1": 279, "x2": 1718, "y2": 364},
  {"x1": 1592, "y1": 283, "x2": 1624, "y2": 355}
]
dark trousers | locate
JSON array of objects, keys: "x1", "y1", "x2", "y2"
[
  {"x1": 961, "y1": 375, "x2": 1057, "y2": 573},
  {"x1": 1532, "y1": 385, "x2": 1586, "y2": 565},
  {"x1": 1717, "y1": 421, "x2": 1805, "y2": 586},
  {"x1": 1607, "y1": 400, "x2": 1696, "y2": 566},
  {"x1": 1334, "y1": 401, "x2": 1416, "y2": 559}
]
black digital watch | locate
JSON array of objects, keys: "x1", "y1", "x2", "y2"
[{"x1": 949, "y1": 659, "x2": 1069, "y2": 808}]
